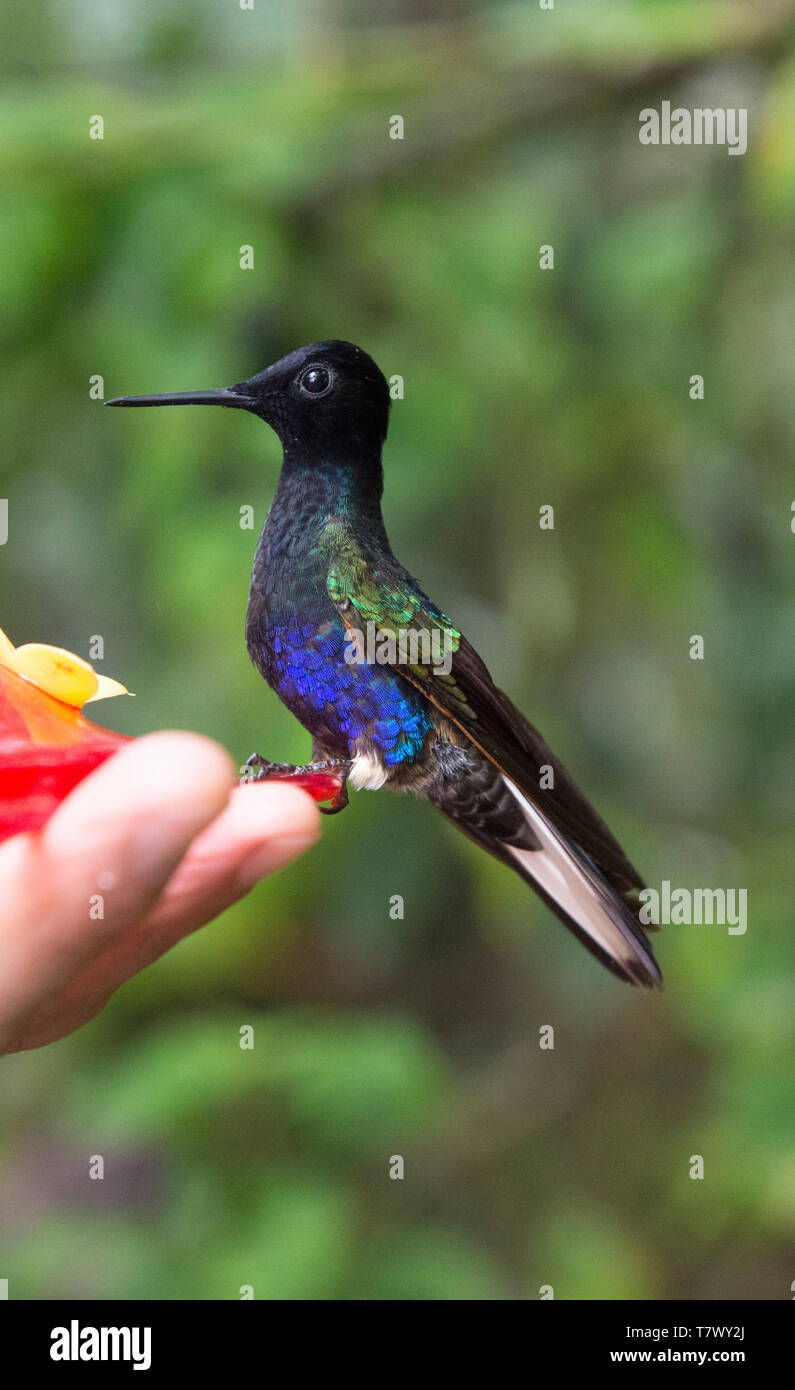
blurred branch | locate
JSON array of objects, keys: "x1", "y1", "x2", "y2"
[{"x1": 3, "y1": 1, "x2": 793, "y2": 196}]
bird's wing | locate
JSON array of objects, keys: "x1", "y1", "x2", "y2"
[
  {"x1": 327, "y1": 542, "x2": 661, "y2": 989},
  {"x1": 326, "y1": 547, "x2": 643, "y2": 898}
]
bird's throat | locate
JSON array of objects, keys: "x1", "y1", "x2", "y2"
[{"x1": 263, "y1": 449, "x2": 388, "y2": 560}]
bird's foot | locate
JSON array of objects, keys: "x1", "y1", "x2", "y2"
[
  {"x1": 241, "y1": 755, "x2": 351, "y2": 815},
  {"x1": 242, "y1": 755, "x2": 295, "y2": 778}
]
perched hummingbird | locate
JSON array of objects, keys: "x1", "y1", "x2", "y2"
[{"x1": 107, "y1": 341, "x2": 661, "y2": 987}]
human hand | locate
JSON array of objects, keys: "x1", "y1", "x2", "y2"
[{"x1": 0, "y1": 731, "x2": 320, "y2": 1054}]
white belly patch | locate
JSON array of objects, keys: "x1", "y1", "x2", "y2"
[{"x1": 349, "y1": 748, "x2": 388, "y2": 791}]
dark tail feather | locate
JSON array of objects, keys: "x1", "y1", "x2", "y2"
[{"x1": 431, "y1": 764, "x2": 661, "y2": 989}]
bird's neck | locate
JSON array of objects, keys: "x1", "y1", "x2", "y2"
[{"x1": 257, "y1": 447, "x2": 389, "y2": 568}]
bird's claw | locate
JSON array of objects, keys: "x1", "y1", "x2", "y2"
[
  {"x1": 318, "y1": 780, "x2": 349, "y2": 815},
  {"x1": 242, "y1": 754, "x2": 293, "y2": 780},
  {"x1": 240, "y1": 755, "x2": 351, "y2": 813}
]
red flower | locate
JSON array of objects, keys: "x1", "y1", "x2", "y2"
[{"x1": 0, "y1": 630, "x2": 131, "y2": 842}]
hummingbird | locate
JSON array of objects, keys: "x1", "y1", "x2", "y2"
[{"x1": 107, "y1": 341, "x2": 662, "y2": 988}]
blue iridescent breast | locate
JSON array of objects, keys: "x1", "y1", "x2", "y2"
[{"x1": 261, "y1": 618, "x2": 432, "y2": 766}]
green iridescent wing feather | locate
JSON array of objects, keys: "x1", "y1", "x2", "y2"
[{"x1": 324, "y1": 524, "x2": 474, "y2": 719}]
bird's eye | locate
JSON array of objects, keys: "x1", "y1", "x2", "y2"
[{"x1": 299, "y1": 365, "x2": 332, "y2": 396}]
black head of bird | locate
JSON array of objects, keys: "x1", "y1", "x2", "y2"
[{"x1": 107, "y1": 340, "x2": 391, "y2": 459}]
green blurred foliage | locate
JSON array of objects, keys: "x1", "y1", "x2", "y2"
[{"x1": 1, "y1": 0, "x2": 794, "y2": 1299}]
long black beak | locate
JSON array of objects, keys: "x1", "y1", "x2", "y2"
[{"x1": 105, "y1": 388, "x2": 255, "y2": 409}]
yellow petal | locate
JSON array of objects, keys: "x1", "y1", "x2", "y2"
[
  {"x1": 5, "y1": 643, "x2": 99, "y2": 708},
  {"x1": 85, "y1": 674, "x2": 134, "y2": 703},
  {"x1": 0, "y1": 627, "x2": 16, "y2": 662}
]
